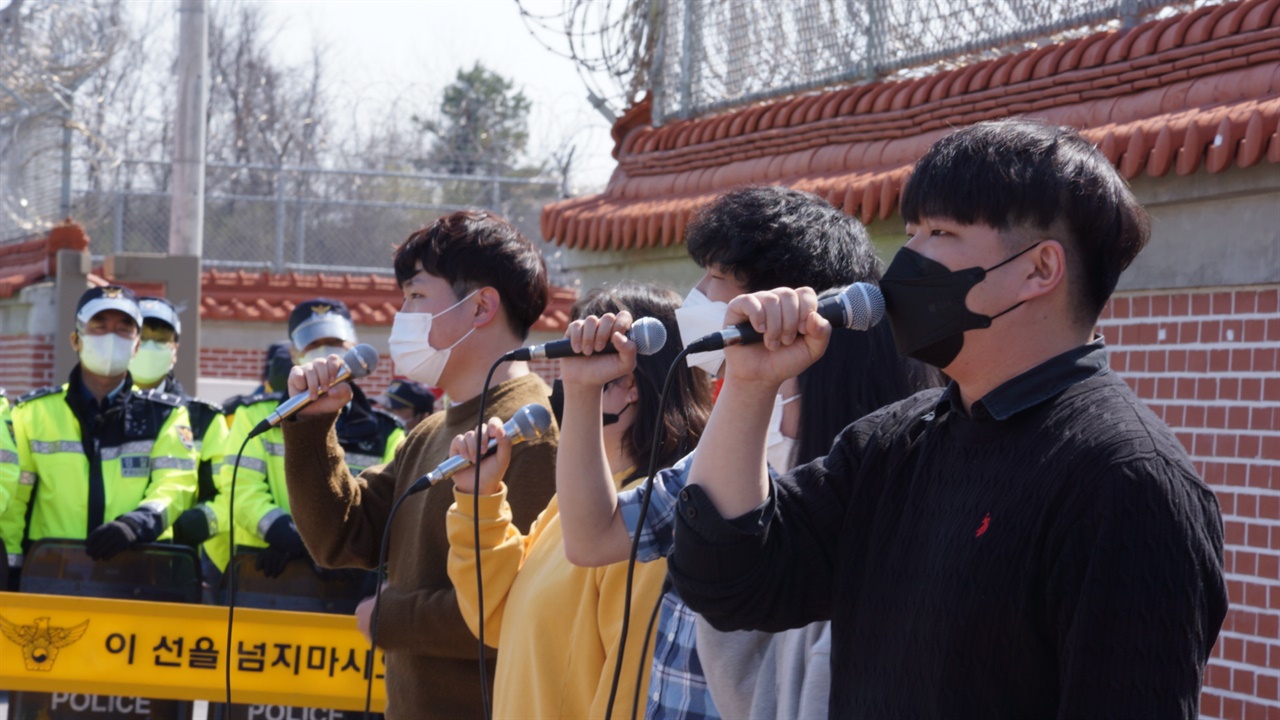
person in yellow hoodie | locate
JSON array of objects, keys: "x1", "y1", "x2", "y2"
[{"x1": 446, "y1": 282, "x2": 712, "y2": 719}]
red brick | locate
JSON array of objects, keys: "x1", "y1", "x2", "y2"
[
  {"x1": 1247, "y1": 700, "x2": 1268, "y2": 720},
  {"x1": 1203, "y1": 691, "x2": 1223, "y2": 717},
  {"x1": 1260, "y1": 674, "x2": 1280, "y2": 701},
  {"x1": 1134, "y1": 295, "x2": 1152, "y2": 317},
  {"x1": 1247, "y1": 582, "x2": 1268, "y2": 607},
  {"x1": 1250, "y1": 407, "x2": 1274, "y2": 432},
  {"x1": 1226, "y1": 520, "x2": 1247, "y2": 544},
  {"x1": 1239, "y1": 434, "x2": 1261, "y2": 458},
  {"x1": 1193, "y1": 293, "x2": 1213, "y2": 316},
  {"x1": 1210, "y1": 350, "x2": 1231, "y2": 373},
  {"x1": 1224, "y1": 697, "x2": 1243, "y2": 720},
  {"x1": 1189, "y1": 349, "x2": 1208, "y2": 372},
  {"x1": 1235, "y1": 290, "x2": 1258, "y2": 314},
  {"x1": 1168, "y1": 350, "x2": 1188, "y2": 372},
  {"x1": 1214, "y1": 292, "x2": 1235, "y2": 315},
  {"x1": 1205, "y1": 462, "x2": 1226, "y2": 485},
  {"x1": 1110, "y1": 296, "x2": 1131, "y2": 318},
  {"x1": 1233, "y1": 348, "x2": 1254, "y2": 372},
  {"x1": 1246, "y1": 319, "x2": 1268, "y2": 342},
  {"x1": 1149, "y1": 351, "x2": 1167, "y2": 372},
  {"x1": 1257, "y1": 289, "x2": 1278, "y2": 314},
  {"x1": 1152, "y1": 294, "x2": 1170, "y2": 317},
  {"x1": 1227, "y1": 462, "x2": 1248, "y2": 486},
  {"x1": 1238, "y1": 496, "x2": 1258, "y2": 520},
  {"x1": 1261, "y1": 614, "x2": 1279, "y2": 640},
  {"x1": 1221, "y1": 378, "x2": 1241, "y2": 402},
  {"x1": 1260, "y1": 551, "x2": 1279, "y2": 579},
  {"x1": 1243, "y1": 379, "x2": 1264, "y2": 402},
  {"x1": 1268, "y1": 319, "x2": 1280, "y2": 342},
  {"x1": 1171, "y1": 293, "x2": 1190, "y2": 317},
  {"x1": 1256, "y1": 349, "x2": 1278, "y2": 373},
  {"x1": 1156, "y1": 377, "x2": 1175, "y2": 399},
  {"x1": 1200, "y1": 377, "x2": 1220, "y2": 401},
  {"x1": 1179, "y1": 379, "x2": 1200, "y2": 402},
  {"x1": 1208, "y1": 406, "x2": 1228, "y2": 429},
  {"x1": 1209, "y1": 662, "x2": 1233, "y2": 690},
  {"x1": 1111, "y1": 352, "x2": 1128, "y2": 372}
]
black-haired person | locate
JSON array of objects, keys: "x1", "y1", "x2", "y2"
[
  {"x1": 219, "y1": 298, "x2": 405, "y2": 579},
  {"x1": 223, "y1": 341, "x2": 293, "y2": 421},
  {"x1": 557, "y1": 185, "x2": 878, "y2": 720},
  {"x1": 281, "y1": 211, "x2": 559, "y2": 719},
  {"x1": 694, "y1": 300, "x2": 942, "y2": 720},
  {"x1": 0, "y1": 286, "x2": 199, "y2": 576},
  {"x1": 669, "y1": 119, "x2": 1226, "y2": 717},
  {"x1": 445, "y1": 282, "x2": 712, "y2": 718},
  {"x1": 127, "y1": 296, "x2": 233, "y2": 581}
]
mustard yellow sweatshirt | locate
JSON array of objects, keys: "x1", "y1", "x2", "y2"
[{"x1": 447, "y1": 471, "x2": 667, "y2": 719}]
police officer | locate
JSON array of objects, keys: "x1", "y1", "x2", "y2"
[
  {"x1": 128, "y1": 296, "x2": 233, "y2": 579},
  {"x1": 0, "y1": 286, "x2": 199, "y2": 576},
  {"x1": 220, "y1": 298, "x2": 404, "y2": 577},
  {"x1": 373, "y1": 379, "x2": 436, "y2": 432},
  {"x1": 0, "y1": 390, "x2": 18, "y2": 560}
]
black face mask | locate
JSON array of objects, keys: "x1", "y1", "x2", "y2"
[
  {"x1": 548, "y1": 377, "x2": 632, "y2": 426},
  {"x1": 879, "y1": 241, "x2": 1040, "y2": 368}
]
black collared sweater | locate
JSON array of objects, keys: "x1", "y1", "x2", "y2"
[{"x1": 670, "y1": 344, "x2": 1227, "y2": 719}]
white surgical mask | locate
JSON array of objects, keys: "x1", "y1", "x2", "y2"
[
  {"x1": 129, "y1": 340, "x2": 175, "y2": 384},
  {"x1": 675, "y1": 287, "x2": 730, "y2": 377},
  {"x1": 80, "y1": 333, "x2": 138, "y2": 378},
  {"x1": 299, "y1": 345, "x2": 345, "y2": 366},
  {"x1": 766, "y1": 393, "x2": 800, "y2": 473},
  {"x1": 388, "y1": 291, "x2": 476, "y2": 387}
]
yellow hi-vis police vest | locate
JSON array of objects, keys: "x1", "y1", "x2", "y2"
[
  {"x1": 217, "y1": 391, "x2": 404, "y2": 553},
  {"x1": 0, "y1": 392, "x2": 18, "y2": 542},
  {"x1": 0, "y1": 382, "x2": 199, "y2": 566}
]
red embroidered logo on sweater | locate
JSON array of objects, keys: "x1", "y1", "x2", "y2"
[{"x1": 975, "y1": 513, "x2": 991, "y2": 537}]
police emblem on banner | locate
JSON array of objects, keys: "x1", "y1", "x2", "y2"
[{"x1": 0, "y1": 615, "x2": 89, "y2": 671}]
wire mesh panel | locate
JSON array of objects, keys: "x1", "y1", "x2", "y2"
[
  {"x1": 64, "y1": 160, "x2": 565, "y2": 278},
  {"x1": 650, "y1": 0, "x2": 1197, "y2": 124}
]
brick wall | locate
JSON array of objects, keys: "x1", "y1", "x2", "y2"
[
  {"x1": 1098, "y1": 285, "x2": 1280, "y2": 719},
  {"x1": 0, "y1": 335, "x2": 55, "y2": 395}
]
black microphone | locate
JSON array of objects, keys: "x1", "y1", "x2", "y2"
[
  {"x1": 685, "y1": 282, "x2": 885, "y2": 353},
  {"x1": 248, "y1": 344, "x2": 380, "y2": 439},
  {"x1": 503, "y1": 316, "x2": 668, "y2": 361},
  {"x1": 405, "y1": 403, "x2": 554, "y2": 494}
]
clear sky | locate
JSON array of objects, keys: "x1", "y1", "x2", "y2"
[{"x1": 259, "y1": 0, "x2": 618, "y2": 193}]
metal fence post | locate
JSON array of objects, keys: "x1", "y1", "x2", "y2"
[
  {"x1": 294, "y1": 171, "x2": 306, "y2": 266},
  {"x1": 274, "y1": 168, "x2": 286, "y2": 273},
  {"x1": 113, "y1": 167, "x2": 125, "y2": 254}
]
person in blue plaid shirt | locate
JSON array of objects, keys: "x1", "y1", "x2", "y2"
[{"x1": 556, "y1": 186, "x2": 880, "y2": 719}]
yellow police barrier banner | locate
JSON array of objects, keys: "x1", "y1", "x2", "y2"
[{"x1": 0, "y1": 591, "x2": 386, "y2": 712}]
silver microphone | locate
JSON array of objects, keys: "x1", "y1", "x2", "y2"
[
  {"x1": 249, "y1": 344, "x2": 380, "y2": 438},
  {"x1": 406, "y1": 403, "x2": 554, "y2": 494},
  {"x1": 505, "y1": 316, "x2": 668, "y2": 361}
]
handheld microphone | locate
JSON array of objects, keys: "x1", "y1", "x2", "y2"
[
  {"x1": 405, "y1": 403, "x2": 554, "y2": 494},
  {"x1": 248, "y1": 343, "x2": 380, "y2": 439},
  {"x1": 685, "y1": 282, "x2": 885, "y2": 353},
  {"x1": 503, "y1": 316, "x2": 667, "y2": 361}
]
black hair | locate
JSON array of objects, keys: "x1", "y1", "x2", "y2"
[
  {"x1": 572, "y1": 281, "x2": 712, "y2": 473},
  {"x1": 685, "y1": 185, "x2": 881, "y2": 293},
  {"x1": 393, "y1": 210, "x2": 549, "y2": 339},
  {"x1": 901, "y1": 118, "x2": 1150, "y2": 323}
]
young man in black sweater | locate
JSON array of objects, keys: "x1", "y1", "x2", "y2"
[{"x1": 668, "y1": 119, "x2": 1227, "y2": 718}]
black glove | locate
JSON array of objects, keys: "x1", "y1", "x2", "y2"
[
  {"x1": 85, "y1": 519, "x2": 139, "y2": 560},
  {"x1": 172, "y1": 506, "x2": 213, "y2": 546},
  {"x1": 255, "y1": 515, "x2": 307, "y2": 578}
]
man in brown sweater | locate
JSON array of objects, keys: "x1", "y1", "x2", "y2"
[{"x1": 280, "y1": 211, "x2": 559, "y2": 718}]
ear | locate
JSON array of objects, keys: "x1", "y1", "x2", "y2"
[
  {"x1": 469, "y1": 286, "x2": 503, "y2": 329},
  {"x1": 69, "y1": 330, "x2": 81, "y2": 354},
  {"x1": 1019, "y1": 239, "x2": 1067, "y2": 302}
]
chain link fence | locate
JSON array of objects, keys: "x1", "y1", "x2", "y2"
[
  {"x1": 64, "y1": 160, "x2": 567, "y2": 277},
  {"x1": 650, "y1": 0, "x2": 1200, "y2": 124}
]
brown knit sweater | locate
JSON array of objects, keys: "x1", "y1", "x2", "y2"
[{"x1": 281, "y1": 374, "x2": 558, "y2": 719}]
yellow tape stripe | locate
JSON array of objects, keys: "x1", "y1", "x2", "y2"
[{"x1": 0, "y1": 592, "x2": 386, "y2": 712}]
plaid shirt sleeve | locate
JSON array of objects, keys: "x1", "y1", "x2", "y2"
[{"x1": 618, "y1": 450, "x2": 695, "y2": 562}]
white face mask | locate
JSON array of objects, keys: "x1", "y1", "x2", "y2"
[
  {"x1": 298, "y1": 345, "x2": 345, "y2": 366},
  {"x1": 766, "y1": 393, "x2": 800, "y2": 473},
  {"x1": 388, "y1": 291, "x2": 476, "y2": 387},
  {"x1": 129, "y1": 340, "x2": 175, "y2": 384},
  {"x1": 80, "y1": 333, "x2": 138, "y2": 378},
  {"x1": 675, "y1": 287, "x2": 730, "y2": 377}
]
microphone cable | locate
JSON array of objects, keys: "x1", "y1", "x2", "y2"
[
  {"x1": 223, "y1": 432, "x2": 253, "y2": 710},
  {"x1": 603, "y1": 344, "x2": 693, "y2": 720}
]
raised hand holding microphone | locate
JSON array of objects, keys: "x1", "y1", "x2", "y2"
[
  {"x1": 283, "y1": 344, "x2": 369, "y2": 419},
  {"x1": 450, "y1": 416, "x2": 516, "y2": 496},
  {"x1": 720, "y1": 286, "x2": 832, "y2": 387}
]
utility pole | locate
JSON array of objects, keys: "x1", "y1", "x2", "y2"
[
  {"x1": 164, "y1": 0, "x2": 208, "y2": 391},
  {"x1": 169, "y1": 0, "x2": 208, "y2": 258}
]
